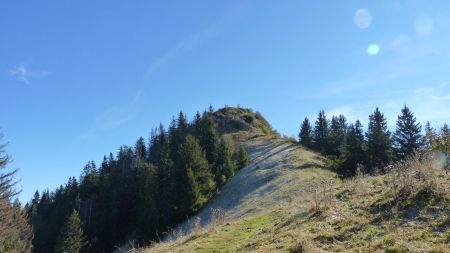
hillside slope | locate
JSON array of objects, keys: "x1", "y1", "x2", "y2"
[
  {"x1": 170, "y1": 133, "x2": 332, "y2": 236},
  {"x1": 146, "y1": 109, "x2": 450, "y2": 253}
]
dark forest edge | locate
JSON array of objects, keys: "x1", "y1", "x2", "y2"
[{"x1": 23, "y1": 107, "x2": 251, "y2": 253}]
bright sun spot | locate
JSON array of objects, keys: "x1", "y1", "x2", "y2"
[{"x1": 367, "y1": 44, "x2": 380, "y2": 56}]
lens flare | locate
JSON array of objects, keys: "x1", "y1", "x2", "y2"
[
  {"x1": 367, "y1": 44, "x2": 380, "y2": 56},
  {"x1": 354, "y1": 9, "x2": 372, "y2": 29}
]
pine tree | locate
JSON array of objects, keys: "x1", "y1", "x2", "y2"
[
  {"x1": 313, "y1": 110, "x2": 329, "y2": 154},
  {"x1": 148, "y1": 127, "x2": 159, "y2": 164},
  {"x1": 423, "y1": 121, "x2": 435, "y2": 149},
  {"x1": 54, "y1": 209, "x2": 87, "y2": 253},
  {"x1": 134, "y1": 137, "x2": 147, "y2": 164},
  {"x1": 328, "y1": 115, "x2": 347, "y2": 156},
  {"x1": 299, "y1": 117, "x2": 314, "y2": 148},
  {"x1": 135, "y1": 163, "x2": 159, "y2": 243},
  {"x1": 366, "y1": 108, "x2": 392, "y2": 173},
  {"x1": 194, "y1": 113, "x2": 219, "y2": 165},
  {"x1": 177, "y1": 111, "x2": 188, "y2": 131},
  {"x1": 169, "y1": 111, "x2": 189, "y2": 168},
  {"x1": 79, "y1": 161, "x2": 98, "y2": 199},
  {"x1": 0, "y1": 134, "x2": 33, "y2": 252},
  {"x1": 213, "y1": 138, "x2": 236, "y2": 186},
  {"x1": 156, "y1": 132, "x2": 175, "y2": 229},
  {"x1": 435, "y1": 123, "x2": 450, "y2": 154},
  {"x1": 178, "y1": 135, "x2": 215, "y2": 213},
  {"x1": 392, "y1": 106, "x2": 422, "y2": 160},
  {"x1": 235, "y1": 145, "x2": 250, "y2": 170},
  {"x1": 338, "y1": 120, "x2": 366, "y2": 177}
]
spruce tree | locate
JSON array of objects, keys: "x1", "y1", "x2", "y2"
[
  {"x1": 435, "y1": 124, "x2": 450, "y2": 154},
  {"x1": 177, "y1": 111, "x2": 188, "y2": 131},
  {"x1": 169, "y1": 111, "x2": 189, "y2": 168},
  {"x1": 235, "y1": 145, "x2": 250, "y2": 170},
  {"x1": 366, "y1": 108, "x2": 392, "y2": 172},
  {"x1": 392, "y1": 106, "x2": 422, "y2": 160},
  {"x1": 156, "y1": 133, "x2": 175, "y2": 228},
  {"x1": 0, "y1": 134, "x2": 33, "y2": 252},
  {"x1": 134, "y1": 137, "x2": 147, "y2": 163},
  {"x1": 194, "y1": 113, "x2": 219, "y2": 165},
  {"x1": 214, "y1": 138, "x2": 236, "y2": 186},
  {"x1": 178, "y1": 135, "x2": 215, "y2": 213},
  {"x1": 423, "y1": 121, "x2": 435, "y2": 149},
  {"x1": 148, "y1": 128, "x2": 159, "y2": 164},
  {"x1": 54, "y1": 209, "x2": 87, "y2": 253},
  {"x1": 313, "y1": 110, "x2": 329, "y2": 154},
  {"x1": 328, "y1": 115, "x2": 347, "y2": 157},
  {"x1": 338, "y1": 120, "x2": 366, "y2": 177},
  {"x1": 79, "y1": 161, "x2": 98, "y2": 199},
  {"x1": 299, "y1": 117, "x2": 314, "y2": 148},
  {"x1": 135, "y1": 163, "x2": 159, "y2": 243}
]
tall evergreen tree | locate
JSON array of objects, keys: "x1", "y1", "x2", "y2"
[
  {"x1": 366, "y1": 108, "x2": 392, "y2": 172},
  {"x1": 79, "y1": 161, "x2": 98, "y2": 198},
  {"x1": 1, "y1": 198, "x2": 33, "y2": 253},
  {"x1": 135, "y1": 163, "x2": 159, "y2": 243},
  {"x1": 423, "y1": 121, "x2": 435, "y2": 149},
  {"x1": 134, "y1": 137, "x2": 147, "y2": 165},
  {"x1": 1, "y1": 140, "x2": 33, "y2": 253},
  {"x1": 299, "y1": 117, "x2": 314, "y2": 148},
  {"x1": 313, "y1": 110, "x2": 329, "y2": 154},
  {"x1": 435, "y1": 123, "x2": 450, "y2": 155},
  {"x1": 213, "y1": 138, "x2": 236, "y2": 186},
  {"x1": 235, "y1": 145, "x2": 250, "y2": 170},
  {"x1": 169, "y1": 111, "x2": 189, "y2": 168},
  {"x1": 178, "y1": 135, "x2": 215, "y2": 213},
  {"x1": 194, "y1": 113, "x2": 219, "y2": 165},
  {"x1": 328, "y1": 115, "x2": 347, "y2": 156},
  {"x1": 156, "y1": 131, "x2": 175, "y2": 229},
  {"x1": 54, "y1": 209, "x2": 87, "y2": 253},
  {"x1": 177, "y1": 111, "x2": 188, "y2": 131},
  {"x1": 338, "y1": 120, "x2": 366, "y2": 177},
  {"x1": 392, "y1": 106, "x2": 422, "y2": 160},
  {"x1": 148, "y1": 128, "x2": 159, "y2": 164}
]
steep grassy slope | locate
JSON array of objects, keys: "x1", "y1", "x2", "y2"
[
  {"x1": 145, "y1": 109, "x2": 450, "y2": 252},
  {"x1": 147, "y1": 132, "x2": 336, "y2": 252}
]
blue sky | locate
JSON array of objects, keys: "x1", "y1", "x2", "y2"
[{"x1": 2, "y1": 1, "x2": 450, "y2": 202}]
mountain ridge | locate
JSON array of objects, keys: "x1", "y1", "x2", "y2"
[{"x1": 147, "y1": 108, "x2": 450, "y2": 253}]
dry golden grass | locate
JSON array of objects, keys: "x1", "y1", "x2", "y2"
[{"x1": 144, "y1": 135, "x2": 450, "y2": 252}]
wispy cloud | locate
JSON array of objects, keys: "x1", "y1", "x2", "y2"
[
  {"x1": 145, "y1": 24, "x2": 221, "y2": 79},
  {"x1": 322, "y1": 83, "x2": 450, "y2": 131},
  {"x1": 144, "y1": 1, "x2": 249, "y2": 79},
  {"x1": 80, "y1": 91, "x2": 143, "y2": 140},
  {"x1": 410, "y1": 84, "x2": 450, "y2": 126},
  {"x1": 9, "y1": 64, "x2": 49, "y2": 83},
  {"x1": 326, "y1": 106, "x2": 359, "y2": 122}
]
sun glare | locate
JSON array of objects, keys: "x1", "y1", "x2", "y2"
[{"x1": 367, "y1": 44, "x2": 380, "y2": 56}]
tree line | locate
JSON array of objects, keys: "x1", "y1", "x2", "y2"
[
  {"x1": 299, "y1": 105, "x2": 444, "y2": 177},
  {"x1": 25, "y1": 109, "x2": 250, "y2": 252}
]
